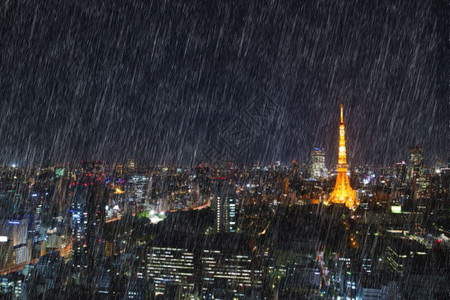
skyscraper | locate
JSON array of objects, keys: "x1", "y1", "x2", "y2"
[
  {"x1": 201, "y1": 237, "x2": 263, "y2": 298},
  {"x1": 326, "y1": 104, "x2": 358, "y2": 209},
  {"x1": 212, "y1": 178, "x2": 236, "y2": 233},
  {"x1": 283, "y1": 177, "x2": 290, "y2": 194},
  {"x1": 291, "y1": 160, "x2": 299, "y2": 175},
  {"x1": 409, "y1": 146, "x2": 424, "y2": 179},
  {"x1": 310, "y1": 148, "x2": 326, "y2": 179},
  {"x1": 0, "y1": 219, "x2": 30, "y2": 269},
  {"x1": 71, "y1": 175, "x2": 107, "y2": 271},
  {"x1": 394, "y1": 161, "x2": 407, "y2": 185},
  {"x1": 146, "y1": 246, "x2": 195, "y2": 296},
  {"x1": 71, "y1": 182, "x2": 89, "y2": 270}
]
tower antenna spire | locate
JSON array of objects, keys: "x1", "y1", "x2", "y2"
[{"x1": 326, "y1": 103, "x2": 358, "y2": 209}]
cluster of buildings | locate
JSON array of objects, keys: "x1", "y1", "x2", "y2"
[{"x1": 0, "y1": 107, "x2": 448, "y2": 299}]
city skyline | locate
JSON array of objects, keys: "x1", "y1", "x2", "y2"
[
  {"x1": 0, "y1": 149, "x2": 448, "y2": 299},
  {"x1": 1, "y1": 1, "x2": 449, "y2": 298}
]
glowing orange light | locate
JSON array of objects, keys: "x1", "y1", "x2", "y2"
[
  {"x1": 326, "y1": 104, "x2": 359, "y2": 209},
  {"x1": 114, "y1": 187, "x2": 125, "y2": 194}
]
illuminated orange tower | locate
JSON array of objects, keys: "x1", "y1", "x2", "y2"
[{"x1": 327, "y1": 104, "x2": 358, "y2": 209}]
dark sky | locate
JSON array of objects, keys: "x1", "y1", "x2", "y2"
[{"x1": 0, "y1": 0, "x2": 448, "y2": 167}]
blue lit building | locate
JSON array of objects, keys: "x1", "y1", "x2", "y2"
[{"x1": 71, "y1": 175, "x2": 107, "y2": 271}]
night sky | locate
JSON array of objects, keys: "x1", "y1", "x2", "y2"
[{"x1": 1, "y1": 0, "x2": 448, "y2": 166}]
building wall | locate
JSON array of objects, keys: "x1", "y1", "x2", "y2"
[{"x1": 146, "y1": 247, "x2": 195, "y2": 296}]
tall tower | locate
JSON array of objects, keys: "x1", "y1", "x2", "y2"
[{"x1": 326, "y1": 104, "x2": 358, "y2": 209}]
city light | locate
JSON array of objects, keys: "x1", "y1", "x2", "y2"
[
  {"x1": 326, "y1": 105, "x2": 358, "y2": 209},
  {"x1": 391, "y1": 206, "x2": 402, "y2": 214},
  {"x1": 0, "y1": 2, "x2": 446, "y2": 299}
]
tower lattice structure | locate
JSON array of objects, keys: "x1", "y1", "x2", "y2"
[{"x1": 327, "y1": 104, "x2": 358, "y2": 209}]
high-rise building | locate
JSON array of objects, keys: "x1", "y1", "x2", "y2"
[
  {"x1": 409, "y1": 146, "x2": 424, "y2": 179},
  {"x1": 0, "y1": 273, "x2": 25, "y2": 299},
  {"x1": 212, "y1": 179, "x2": 236, "y2": 233},
  {"x1": 282, "y1": 177, "x2": 290, "y2": 194},
  {"x1": 0, "y1": 219, "x2": 30, "y2": 269},
  {"x1": 326, "y1": 104, "x2": 358, "y2": 209},
  {"x1": 310, "y1": 148, "x2": 326, "y2": 179},
  {"x1": 440, "y1": 168, "x2": 450, "y2": 200},
  {"x1": 291, "y1": 160, "x2": 299, "y2": 175},
  {"x1": 71, "y1": 182, "x2": 89, "y2": 270},
  {"x1": 126, "y1": 159, "x2": 136, "y2": 176},
  {"x1": 394, "y1": 161, "x2": 407, "y2": 185},
  {"x1": 71, "y1": 175, "x2": 107, "y2": 271},
  {"x1": 146, "y1": 246, "x2": 195, "y2": 297},
  {"x1": 86, "y1": 180, "x2": 107, "y2": 270},
  {"x1": 146, "y1": 234, "x2": 262, "y2": 298},
  {"x1": 408, "y1": 146, "x2": 425, "y2": 199},
  {"x1": 126, "y1": 175, "x2": 151, "y2": 207},
  {"x1": 201, "y1": 248, "x2": 263, "y2": 298}
]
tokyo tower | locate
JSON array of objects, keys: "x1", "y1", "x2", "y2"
[{"x1": 326, "y1": 104, "x2": 358, "y2": 209}]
